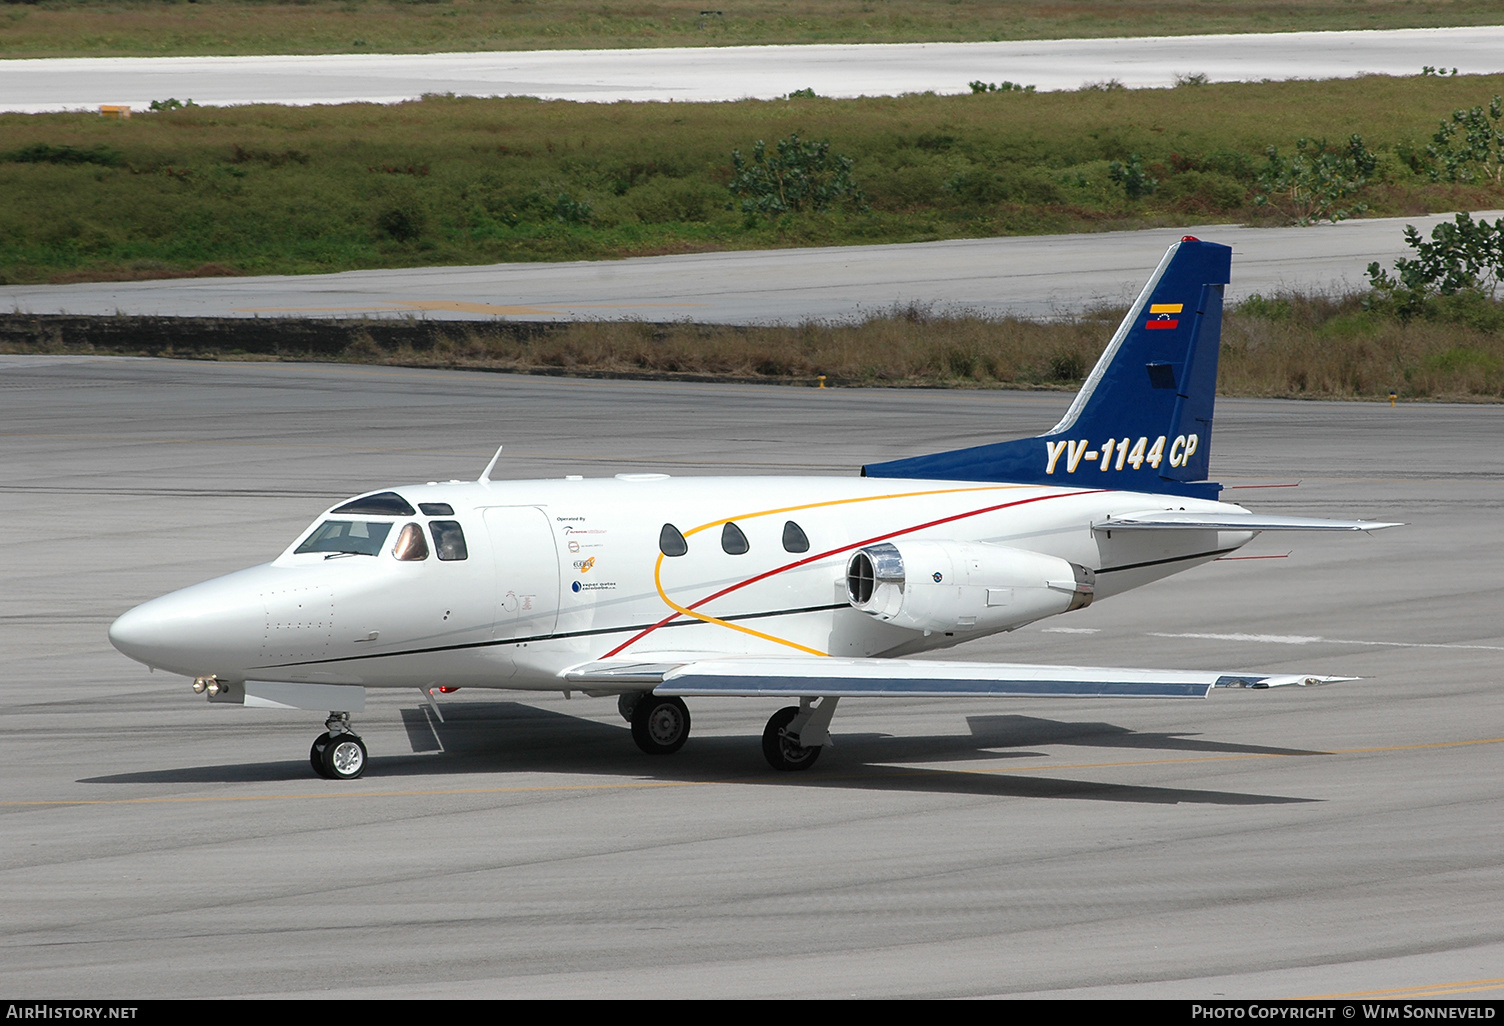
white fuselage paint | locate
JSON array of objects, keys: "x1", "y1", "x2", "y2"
[{"x1": 108, "y1": 474, "x2": 1254, "y2": 691}]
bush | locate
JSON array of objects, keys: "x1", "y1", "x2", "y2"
[
  {"x1": 1107, "y1": 153, "x2": 1157, "y2": 200},
  {"x1": 1367, "y1": 213, "x2": 1504, "y2": 316},
  {"x1": 1425, "y1": 95, "x2": 1504, "y2": 186},
  {"x1": 728, "y1": 135, "x2": 864, "y2": 217},
  {"x1": 622, "y1": 177, "x2": 720, "y2": 223},
  {"x1": 944, "y1": 165, "x2": 1062, "y2": 206},
  {"x1": 5, "y1": 143, "x2": 122, "y2": 167},
  {"x1": 968, "y1": 80, "x2": 1035, "y2": 94},
  {"x1": 552, "y1": 192, "x2": 592, "y2": 224},
  {"x1": 1157, "y1": 170, "x2": 1246, "y2": 213},
  {"x1": 1254, "y1": 134, "x2": 1376, "y2": 224}
]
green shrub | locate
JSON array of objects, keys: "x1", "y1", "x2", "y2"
[
  {"x1": 5, "y1": 143, "x2": 122, "y2": 167},
  {"x1": 622, "y1": 177, "x2": 720, "y2": 223},
  {"x1": 1367, "y1": 213, "x2": 1504, "y2": 317},
  {"x1": 1255, "y1": 134, "x2": 1376, "y2": 224},
  {"x1": 1107, "y1": 153, "x2": 1157, "y2": 200},
  {"x1": 376, "y1": 202, "x2": 427, "y2": 241},
  {"x1": 1157, "y1": 170, "x2": 1246, "y2": 212},
  {"x1": 1425, "y1": 96, "x2": 1504, "y2": 185},
  {"x1": 968, "y1": 80, "x2": 1035, "y2": 94},
  {"x1": 728, "y1": 135, "x2": 864, "y2": 217},
  {"x1": 944, "y1": 165, "x2": 1062, "y2": 205}
]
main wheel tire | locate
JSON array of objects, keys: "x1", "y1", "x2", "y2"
[
  {"x1": 630, "y1": 694, "x2": 690, "y2": 755},
  {"x1": 310, "y1": 734, "x2": 333, "y2": 779},
  {"x1": 762, "y1": 706, "x2": 822, "y2": 772},
  {"x1": 320, "y1": 733, "x2": 367, "y2": 780}
]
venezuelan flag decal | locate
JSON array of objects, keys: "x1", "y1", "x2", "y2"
[{"x1": 1146, "y1": 302, "x2": 1182, "y2": 330}]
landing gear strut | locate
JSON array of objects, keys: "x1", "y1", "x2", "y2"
[
  {"x1": 630, "y1": 693, "x2": 691, "y2": 755},
  {"x1": 310, "y1": 711, "x2": 367, "y2": 780},
  {"x1": 617, "y1": 692, "x2": 643, "y2": 723}
]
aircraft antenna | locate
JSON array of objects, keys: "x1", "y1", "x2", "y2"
[{"x1": 478, "y1": 444, "x2": 505, "y2": 483}]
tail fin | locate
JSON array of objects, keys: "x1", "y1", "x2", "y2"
[{"x1": 863, "y1": 237, "x2": 1232, "y2": 500}]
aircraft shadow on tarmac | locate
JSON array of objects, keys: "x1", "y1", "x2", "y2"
[{"x1": 82, "y1": 702, "x2": 1321, "y2": 805}]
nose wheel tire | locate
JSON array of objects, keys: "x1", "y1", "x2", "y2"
[
  {"x1": 630, "y1": 694, "x2": 690, "y2": 755},
  {"x1": 762, "y1": 706, "x2": 822, "y2": 772},
  {"x1": 311, "y1": 732, "x2": 367, "y2": 780}
]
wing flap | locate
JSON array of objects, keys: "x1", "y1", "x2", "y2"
[
  {"x1": 563, "y1": 661, "x2": 681, "y2": 685},
  {"x1": 1094, "y1": 511, "x2": 1403, "y2": 532}
]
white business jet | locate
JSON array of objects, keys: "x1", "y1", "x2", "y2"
[{"x1": 109, "y1": 238, "x2": 1398, "y2": 779}]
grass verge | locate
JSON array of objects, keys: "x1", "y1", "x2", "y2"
[
  {"x1": 6, "y1": 292, "x2": 1501, "y2": 401},
  {"x1": 3, "y1": 0, "x2": 1501, "y2": 58},
  {"x1": 3, "y1": 75, "x2": 1504, "y2": 285}
]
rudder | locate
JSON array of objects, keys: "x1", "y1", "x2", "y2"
[{"x1": 863, "y1": 237, "x2": 1232, "y2": 500}]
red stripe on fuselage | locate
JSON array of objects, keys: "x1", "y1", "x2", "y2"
[{"x1": 600, "y1": 488, "x2": 1107, "y2": 657}]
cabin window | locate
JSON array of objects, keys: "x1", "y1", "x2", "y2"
[
  {"x1": 428, "y1": 521, "x2": 468, "y2": 561},
  {"x1": 393, "y1": 523, "x2": 430, "y2": 561},
  {"x1": 332, "y1": 492, "x2": 416, "y2": 516},
  {"x1": 782, "y1": 520, "x2": 810, "y2": 553},
  {"x1": 721, "y1": 521, "x2": 749, "y2": 555},
  {"x1": 419, "y1": 502, "x2": 454, "y2": 516},
  {"x1": 295, "y1": 520, "x2": 392, "y2": 556},
  {"x1": 659, "y1": 523, "x2": 688, "y2": 557}
]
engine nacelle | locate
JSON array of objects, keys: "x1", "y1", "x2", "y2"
[{"x1": 845, "y1": 540, "x2": 1094, "y2": 634}]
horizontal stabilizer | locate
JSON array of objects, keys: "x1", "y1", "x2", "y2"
[
  {"x1": 564, "y1": 657, "x2": 1351, "y2": 699},
  {"x1": 1094, "y1": 511, "x2": 1403, "y2": 532}
]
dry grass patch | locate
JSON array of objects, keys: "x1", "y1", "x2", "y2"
[{"x1": 6, "y1": 292, "x2": 1502, "y2": 400}]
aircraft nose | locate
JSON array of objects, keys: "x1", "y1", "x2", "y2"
[
  {"x1": 107, "y1": 599, "x2": 173, "y2": 666},
  {"x1": 108, "y1": 567, "x2": 274, "y2": 677}
]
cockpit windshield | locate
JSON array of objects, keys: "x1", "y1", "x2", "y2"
[{"x1": 295, "y1": 520, "x2": 393, "y2": 556}]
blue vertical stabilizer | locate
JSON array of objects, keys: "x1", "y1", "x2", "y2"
[{"x1": 863, "y1": 237, "x2": 1232, "y2": 499}]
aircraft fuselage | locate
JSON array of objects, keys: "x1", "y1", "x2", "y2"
[{"x1": 109, "y1": 474, "x2": 1253, "y2": 692}]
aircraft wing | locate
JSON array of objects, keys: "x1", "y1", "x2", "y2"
[
  {"x1": 564, "y1": 656, "x2": 1352, "y2": 699},
  {"x1": 1093, "y1": 511, "x2": 1403, "y2": 532}
]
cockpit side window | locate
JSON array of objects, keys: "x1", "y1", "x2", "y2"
[
  {"x1": 659, "y1": 523, "x2": 688, "y2": 557},
  {"x1": 393, "y1": 523, "x2": 430, "y2": 561},
  {"x1": 721, "y1": 521, "x2": 749, "y2": 555},
  {"x1": 332, "y1": 492, "x2": 416, "y2": 516},
  {"x1": 295, "y1": 520, "x2": 393, "y2": 556},
  {"x1": 429, "y1": 521, "x2": 468, "y2": 561}
]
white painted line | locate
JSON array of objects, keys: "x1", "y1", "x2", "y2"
[{"x1": 1150, "y1": 632, "x2": 1504, "y2": 651}]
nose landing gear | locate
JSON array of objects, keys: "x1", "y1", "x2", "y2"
[{"x1": 311, "y1": 711, "x2": 367, "y2": 780}]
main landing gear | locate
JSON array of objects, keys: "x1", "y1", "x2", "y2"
[
  {"x1": 619, "y1": 692, "x2": 837, "y2": 771},
  {"x1": 627, "y1": 693, "x2": 692, "y2": 756},
  {"x1": 310, "y1": 711, "x2": 367, "y2": 780},
  {"x1": 762, "y1": 706, "x2": 822, "y2": 771},
  {"x1": 761, "y1": 697, "x2": 837, "y2": 772}
]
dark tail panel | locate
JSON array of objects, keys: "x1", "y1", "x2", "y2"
[{"x1": 863, "y1": 237, "x2": 1232, "y2": 499}]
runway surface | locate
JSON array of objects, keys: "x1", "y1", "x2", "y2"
[
  {"x1": 4, "y1": 27, "x2": 1503, "y2": 112},
  {"x1": 8, "y1": 211, "x2": 1502, "y2": 324},
  {"x1": 2, "y1": 354, "x2": 1501, "y2": 998}
]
